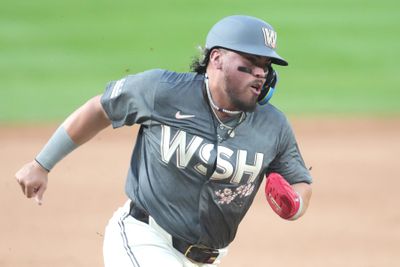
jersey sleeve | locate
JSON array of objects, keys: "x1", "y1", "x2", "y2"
[
  {"x1": 100, "y1": 69, "x2": 164, "y2": 128},
  {"x1": 268, "y1": 119, "x2": 312, "y2": 185}
]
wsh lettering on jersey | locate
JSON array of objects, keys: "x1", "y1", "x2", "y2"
[{"x1": 160, "y1": 125, "x2": 264, "y2": 184}]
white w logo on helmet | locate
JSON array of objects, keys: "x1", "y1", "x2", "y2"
[{"x1": 262, "y1": 28, "x2": 277, "y2": 49}]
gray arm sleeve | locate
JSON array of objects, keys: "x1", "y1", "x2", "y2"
[{"x1": 35, "y1": 125, "x2": 78, "y2": 171}]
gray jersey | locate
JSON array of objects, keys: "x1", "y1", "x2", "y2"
[{"x1": 101, "y1": 69, "x2": 312, "y2": 248}]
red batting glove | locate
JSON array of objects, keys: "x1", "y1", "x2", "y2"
[{"x1": 265, "y1": 173, "x2": 302, "y2": 220}]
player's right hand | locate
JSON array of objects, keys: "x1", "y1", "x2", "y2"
[{"x1": 15, "y1": 160, "x2": 49, "y2": 205}]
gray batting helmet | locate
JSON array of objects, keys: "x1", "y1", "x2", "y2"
[{"x1": 206, "y1": 15, "x2": 288, "y2": 66}]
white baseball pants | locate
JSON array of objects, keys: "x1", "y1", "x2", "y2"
[{"x1": 103, "y1": 201, "x2": 228, "y2": 267}]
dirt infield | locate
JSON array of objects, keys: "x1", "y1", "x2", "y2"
[{"x1": 1, "y1": 118, "x2": 399, "y2": 267}]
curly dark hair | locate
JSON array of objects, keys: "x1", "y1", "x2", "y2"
[{"x1": 190, "y1": 48, "x2": 211, "y2": 74}]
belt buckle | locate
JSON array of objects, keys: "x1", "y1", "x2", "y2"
[{"x1": 184, "y1": 244, "x2": 219, "y2": 264}]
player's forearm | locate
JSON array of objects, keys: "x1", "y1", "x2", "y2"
[
  {"x1": 291, "y1": 182, "x2": 312, "y2": 218},
  {"x1": 62, "y1": 95, "x2": 111, "y2": 145},
  {"x1": 35, "y1": 95, "x2": 111, "y2": 172}
]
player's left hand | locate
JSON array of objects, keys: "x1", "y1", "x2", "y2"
[{"x1": 265, "y1": 172, "x2": 302, "y2": 220}]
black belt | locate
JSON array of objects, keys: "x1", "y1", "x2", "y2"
[{"x1": 129, "y1": 201, "x2": 219, "y2": 264}]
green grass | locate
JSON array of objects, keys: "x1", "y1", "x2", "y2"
[{"x1": 1, "y1": 0, "x2": 399, "y2": 122}]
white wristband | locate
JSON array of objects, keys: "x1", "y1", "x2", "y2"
[{"x1": 35, "y1": 125, "x2": 78, "y2": 172}]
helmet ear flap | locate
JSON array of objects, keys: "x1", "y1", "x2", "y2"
[{"x1": 258, "y1": 66, "x2": 278, "y2": 105}]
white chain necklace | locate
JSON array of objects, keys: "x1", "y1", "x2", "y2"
[
  {"x1": 204, "y1": 74, "x2": 242, "y2": 115},
  {"x1": 205, "y1": 74, "x2": 246, "y2": 139}
]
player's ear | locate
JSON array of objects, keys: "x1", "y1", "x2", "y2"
[{"x1": 209, "y1": 48, "x2": 224, "y2": 70}]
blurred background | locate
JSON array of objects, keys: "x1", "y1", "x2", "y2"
[
  {"x1": 1, "y1": 0, "x2": 399, "y2": 122},
  {"x1": 1, "y1": 1, "x2": 400, "y2": 267}
]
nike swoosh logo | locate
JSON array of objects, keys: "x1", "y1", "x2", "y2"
[{"x1": 175, "y1": 111, "x2": 195, "y2": 119}]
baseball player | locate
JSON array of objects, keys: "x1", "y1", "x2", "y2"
[{"x1": 15, "y1": 15, "x2": 312, "y2": 266}]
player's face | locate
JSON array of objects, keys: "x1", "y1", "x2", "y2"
[{"x1": 221, "y1": 50, "x2": 271, "y2": 112}]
